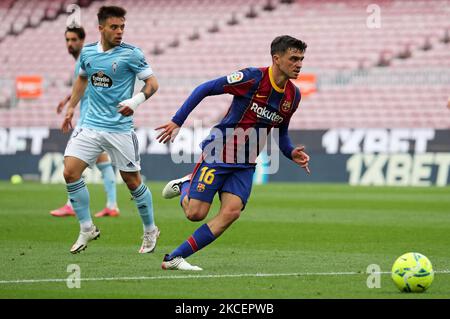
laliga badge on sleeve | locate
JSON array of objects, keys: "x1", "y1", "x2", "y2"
[{"x1": 226, "y1": 71, "x2": 244, "y2": 84}]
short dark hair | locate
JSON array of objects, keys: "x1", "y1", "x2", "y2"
[
  {"x1": 97, "y1": 6, "x2": 126, "y2": 24},
  {"x1": 65, "y1": 26, "x2": 86, "y2": 40},
  {"x1": 271, "y1": 35, "x2": 307, "y2": 56}
]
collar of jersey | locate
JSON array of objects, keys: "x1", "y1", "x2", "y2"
[
  {"x1": 97, "y1": 41, "x2": 122, "y2": 54},
  {"x1": 268, "y1": 66, "x2": 285, "y2": 93}
]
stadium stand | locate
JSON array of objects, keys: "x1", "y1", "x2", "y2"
[{"x1": 0, "y1": 0, "x2": 449, "y2": 129}]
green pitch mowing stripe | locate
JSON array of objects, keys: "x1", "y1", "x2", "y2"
[{"x1": 0, "y1": 182, "x2": 449, "y2": 298}]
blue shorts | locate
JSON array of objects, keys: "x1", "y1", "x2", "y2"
[{"x1": 187, "y1": 161, "x2": 255, "y2": 209}]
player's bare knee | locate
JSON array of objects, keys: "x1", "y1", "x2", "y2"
[
  {"x1": 186, "y1": 213, "x2": 205, "y2": 222},
  {"x1": 222, "y1": 208, "x2": 241, "y2": 223},
  {"x1": 125, "y1": 180, "x2": 141, "y2": 191},
  {"x1": 185, "y1": 200, "x2": 209, "y2": 221},
  {"x1": 120, "y1": 172, "x2": 141, "y2": 190},
  {"x1": 186, "y1": 209, "x2": 207, "y2": 221},
  {"x1": 185, "y1": 204, "x2": 209, "y2": 221},
  {"x1": 63, "y1": 168, "x2": 81, "y2": 183}
]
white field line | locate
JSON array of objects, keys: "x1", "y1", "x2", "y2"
[{"x1": 1, "y1": 270, "x2": 449, "y2": 285}]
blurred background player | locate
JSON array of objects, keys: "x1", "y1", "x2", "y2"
[
  {"x1": 50, "y1": 26, "x2": 120, "y2": 218},
  {"x1": 156, "y1": 35, "x2": 310, "y2": 271},
  {"x1": 61, "y1": 6, "x2": 159, "y2": 254}
]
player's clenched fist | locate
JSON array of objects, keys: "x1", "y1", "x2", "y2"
[{"x1": 117, "y1": 92, "x2": 146, "y2": 117}]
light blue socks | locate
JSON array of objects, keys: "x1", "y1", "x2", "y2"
[
  {"x1": 96, "y1": 162, "x2": 117, "y2": 209},
  {"x1": 131, "y1": 183, "x2": 155, "y2": 232},
  {"x1": 66, "y1": 178, "x2": 92, "y2": 231}
]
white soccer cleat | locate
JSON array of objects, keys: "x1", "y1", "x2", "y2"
[
  {"x1": 139, "y1": 226, "x2": 160, "y2": 253},
  {"x1": 162, "y1": 174, "x2": 191, "y2": 199},
  {"x1": 70, "y1": 226, "x2": 100, "y2": 254},
  {"x1": 161, "y1": 254, "x2": 203, "y2": 271}
]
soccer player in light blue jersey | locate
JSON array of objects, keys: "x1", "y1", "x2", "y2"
[
  {"x1": 61, "y1": 6, "x2": 159, "y2": 254},
  {"x1": 50, "y1": 26, "x2": 120, "y2": 219}
]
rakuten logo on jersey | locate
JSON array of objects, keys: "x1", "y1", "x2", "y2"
[{"x1": 250, "y1": 103, "x2": 284, "y2": 124}]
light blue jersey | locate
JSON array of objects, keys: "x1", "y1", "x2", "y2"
[
  {"x1": 78, "y1": 41, "x2": 153, "y2": 132},
  {"x1": 74, "y1": 56, "x2": 89, "y2": 126}
]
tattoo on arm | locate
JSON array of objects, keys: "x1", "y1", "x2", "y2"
[
  {"x1": 140, "y1": 77, "x2": 158, "y2": 100},
  {"x1": 141, "y1": 87, "x2": 151, "y2": 100}
]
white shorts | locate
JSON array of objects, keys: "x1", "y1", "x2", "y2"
[{"x1": 64, "y1": 127, "x2": 141, "y2": 172}]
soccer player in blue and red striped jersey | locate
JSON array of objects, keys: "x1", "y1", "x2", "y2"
[{"x1": 156, "y1": 35, "x2": 310, "y2": 271}]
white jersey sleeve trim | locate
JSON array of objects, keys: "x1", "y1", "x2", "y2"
[
  {"x1": 137, "y1": 68, "x2": 153, "y2": 80},
  {"x1": 79, "y1": 67, "x2": 88, "y2": 77}
]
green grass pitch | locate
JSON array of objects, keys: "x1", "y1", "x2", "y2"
[{"x1": 0, "y1": 181, "x2": 449, "y2": 298}]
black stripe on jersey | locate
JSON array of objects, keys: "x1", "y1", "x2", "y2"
[
  {"x1": 84, "y1": 42, "x2": 98, "y2": 48},
  {"x1": 269, "y1": 89, "x2": 283, "y2": 112},
  {"x1": 131, "y1": 131, "x2": 140, "y2": 162},
  {"x1": 120, "y1": 43, "x2": 136, "y2": 50},
  {"x1": 293, "y1": 86, "x2": 301, "y2": 110}
]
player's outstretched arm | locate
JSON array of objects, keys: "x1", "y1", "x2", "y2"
[
  {"x1": 61, "y1": 75, "x2": 88, "y2": 133},
  {"x1": 118, "y1": 76, "x2": 159, "y2": 116},
  {"x1": 155, "y1": 78, "x2": 226, "y2": 144},
  {"x1": 155, "y1": 121, "x2": 180, "y2": 144}
]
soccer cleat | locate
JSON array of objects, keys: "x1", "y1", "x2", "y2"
[
  {"x1": 162, "y1": 174, "x2": 191, "y2": 199},
  {"x1": 94, "y1": 207, "x2": 120, "y2": 218},
  {"x1": 139, "y1": 227, "x2": 160, "y2": 253},
  {"x1": 50, "y1": 204, "x2": 76, "y2": 217},
  {"x1": 70, "y1": 226, "x2": 100, "y2": 254},
  {"x1": 161, "y1": 254, "x2": 203, "y2": 271}
]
